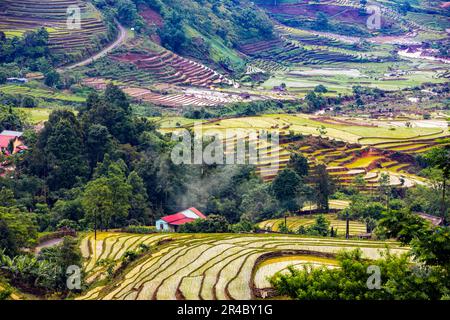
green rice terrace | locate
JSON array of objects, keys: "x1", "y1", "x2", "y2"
[
  {"x1": 166, "y1": 113, "x2": 449, "y2": 185},
  {"x1": 76, "y1": 232, "x2": 407, "y2": 300},
  {"x1": 0, "y1": 0, "x2": 112, "y2": 63},
  {"x1": 0, "y1": 0, "x2": 449, "y2": 305}
]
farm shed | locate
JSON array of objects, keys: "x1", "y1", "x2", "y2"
[
  {"x1": 156, "y1": 207, "x2": 206, "y2": 232},
  {"x1": 6, "y1": 78, "x2": 28, "y2": 84}
]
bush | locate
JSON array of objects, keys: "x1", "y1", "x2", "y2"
[
  {"x1": 21, "y1": 96, "x2": 38, "y2": 108},
  {"x1": 123, "y1": 250, "x2": 139, "y2": 263},
  {"x1": 122, "y1": 225, "x2": 157, "y2": 234},
  {"x1": 230, "y1": 219, "x2": 256, "y2": 233},
  {"x1": 0, "y1": 285, "x2": 12, "y2": 300},
  {"x1": 270, "y1": 249, "x2": 450, "y2": 300},
  {"x1": 178, "y1": 215, "x2": 230, "y2": 233}
]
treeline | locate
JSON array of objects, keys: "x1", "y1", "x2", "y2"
[
  {"x1": 0, "y1": 28, "x2": 63, "y2": 88},
  {"x1": 271, "y1": 207, "x2": 450, "y2": 300},
  {"x1": 182, "y1": 100, "x2": 302, "y2": 119},
  {"x1": 0, "y1": 85, "x2": 336, "y2": 254}
]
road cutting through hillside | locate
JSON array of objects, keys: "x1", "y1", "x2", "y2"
[{"x1": 57, "y1": 22, "x2": 128, "y2": 72}]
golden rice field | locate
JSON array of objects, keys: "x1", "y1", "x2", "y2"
[
  {"x1": 77, "y1": 232, "x2": 407, "y2": 300},
  {"x1": 257, "y1": 214, "x2": 367, "y2": 236},
  {"x1": 188, "y1": 114, "x2": 446, "y2": 145}
]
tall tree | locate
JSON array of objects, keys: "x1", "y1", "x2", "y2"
[
  {"x1": 313, "y1": 164, "x2": 334, "y2": 213},
  {"x1": 81, "y1": 85, "x2": 136, "y2": 144},
  {"x1": 425, "y1": 145, "x2": 450, "y2": 221},
  {"x1": 127, "y1": 171, "x2": 152, "y2": 225},
  {"x1": 27, "y1": 110, "x2": 88, "y2": 192},
  {"x1": 288, "y1": 153, "x2": 309, "y2": 177},
  {"x1": 271, "y1": 168, "x2": 303, "y2": 212}
]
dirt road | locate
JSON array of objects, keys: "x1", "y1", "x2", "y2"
[{"x1": 57, "y1": 22, "x2": 127, "y2": 71}]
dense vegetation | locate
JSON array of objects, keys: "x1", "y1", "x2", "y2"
[
  {"x1": 93, "y1": 0, "x2": 274, "y2": 71},
  {"x1": 0, "y1": 0, "x2": 449, "y2": 302}
]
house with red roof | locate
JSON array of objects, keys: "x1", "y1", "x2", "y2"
[
  {"x1": 0, "y1": 130, "x2": 26, "y2": 155},
  {"x1": 155, "y1": 207, "x2": 206, "y2": 232}
]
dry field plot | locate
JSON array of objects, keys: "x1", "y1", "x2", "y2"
[{"x1": 78, "y1": 233, "x2": 407, "y2": 300}]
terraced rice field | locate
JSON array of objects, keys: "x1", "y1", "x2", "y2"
[
  {"x1": 184, "y1": 113, "x2": 446, "y2": 184},
  {"x1": 0, "y1": 0, "x2": 110, "y2": 62},
  {"x1": 240, "y1": 38, "x2": 371, "y2": 67},
  {"x1": 257, "y1": 214, "x2": 366, "y2": 236},
  {"x1": 78, "y1": 233, "x2": 407, "y2": 300},
  {"x1": 198, "y1": 114, "x2": 446, "y2": 144},
  {"x1": 0, "y1": 84, "x2": 85, "y2": 103},
  {"x1": 253, "y1": 255, "x2": 338, "y2": 290},
  {"x1": 82, "y1": 78, "x2": 270, "y2": 107},
  {"x1": 80, "y1": 232, "x2": 173, "y2": 283},
  {"x1": 111, "y1": 51, "x2": 232, "y2": 88}
]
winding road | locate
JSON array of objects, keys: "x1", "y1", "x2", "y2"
[
  {"x1": 57, "y1": 22, "x2": 127, "y2": 72},
  {"x1": 34, "y1": 237, "x2": 65, "y2": 254}
]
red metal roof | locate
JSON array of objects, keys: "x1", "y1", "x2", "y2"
[
  {"x1": 161, "y1": 213, "x2": 186, "y2": 223},
  {"x1": 170, "y1": 218, "x2": 195, "y2": 225},
  {"x1": 0, "y1": 135, "x2": 15, "y2": 149},
  {"x1": 160, "y1": 207, "x2": 205, "y2": 226}
]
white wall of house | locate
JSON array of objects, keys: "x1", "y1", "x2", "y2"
[{"x1": 155, "y1": 219, "x2": 171, "y2": 232}]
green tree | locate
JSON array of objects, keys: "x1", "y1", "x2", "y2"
[
  {"x1": 0, "y1": 106, "x2": 27, "y2": 131},
  {"x1": 44, "y1": 70, "x2": 60, "y2": 87},
  {"x1": 178, "y1": 215, "x2": 229, "y2": 233},
  {"x1": 240, "y1": 184, "x2": 279, "y2": 222},
  {"x1": 28, "y1": 110, "x2": 89, "y2": 191},
  {"x1": 85, "y1": 124, "x2": 112, "y2": 171},
  {"x1": 314, "y1": 85, "x2": 328, "y2": 93},
  {"x1": 309, "y1": 214, "x2": 330, "y2": 236},
  {"x1": 82, "y1": 159, "x2": 132, "y2": 230},
  {"x1": 425, "y1": 145, "x2": 450, "y2": 220},
  {"x1": 376, "y1": 209, "x2": 429, "y2": 244},
  {"x1": 81, "y1": 177, "x2": 114, "y2": 232},
  {"x1": 313, "y1": 164, "x2": 334, "y2": 213},
  {"x1": 127, "y1": 171, "x2": 152, "y2": 225},
  {"x1": 288, "y1": 153, "x2": 309, "y2": 177},
  {"x1": 271, "y1": 168, "x2": 303, "y2": 212},
  {"x1": 81, "y1": 85, "x2": 137, "y2": 144},
  {"x1": 0, "y1": 207, "x2": 38, "y2": 256}
]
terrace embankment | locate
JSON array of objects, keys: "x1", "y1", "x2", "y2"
[{"x1": 77, "y1": 233, "x2": 407, "y2": 300}]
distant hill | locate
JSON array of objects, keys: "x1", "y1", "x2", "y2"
[{"x1": 98, "y1": 0, "x2": 276, "y2": 74}]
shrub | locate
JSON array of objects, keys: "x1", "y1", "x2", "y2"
[
  {"x1": 122, "y1": 225, "x2": 156, "y2": 234},
  {"x1": 230, "y1": 219, "x2": 256, "y2": 233},
  {"x1": 0, "y1": 285, "x2": 12, "y2": 300},
  {"x1": 123, "y1": 250, "x2": 139, "y2": 264},
  {"x1": 178, "y1": 215, "x2": 230, "y2": 233}
]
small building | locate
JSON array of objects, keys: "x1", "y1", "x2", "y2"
[
  {"x1": 155, "y1": 207, "x2": 206, "y2": 232},
  {"x1": 0, "y1": 130, "x2": 25, "y2": 154},
  {"x1": 415, "y1": 212, "x2": 444, "y2": 226},
  {"x1": 6, "y1": 77, "x2": 28, "y2": 84}
]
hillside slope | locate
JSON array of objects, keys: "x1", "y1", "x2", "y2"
[
  {"x1": 0, "y1": 0, "x2": 116, "y2": 64},
  {"x1": 99, "y1": 0, "x2": 276, "y2": 74}
]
